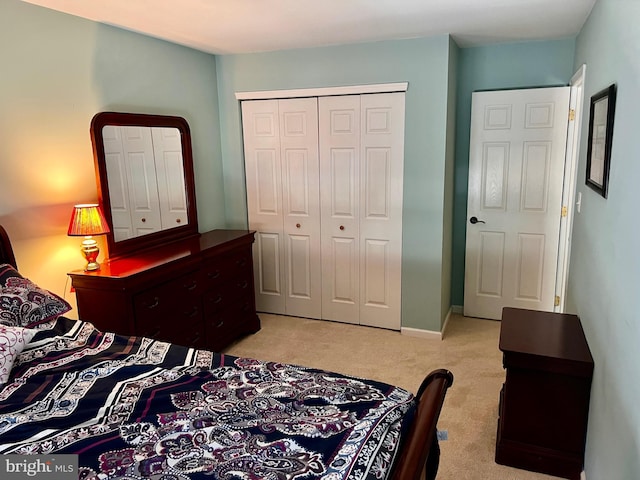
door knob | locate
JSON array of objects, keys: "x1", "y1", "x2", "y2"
[{"x1": 469, "y1": 216, "x2": 486, "y2": 224}]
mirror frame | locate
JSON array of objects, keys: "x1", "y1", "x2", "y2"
[{"x1": 90, "y1": 112, "x2": 199, "y2": 259}]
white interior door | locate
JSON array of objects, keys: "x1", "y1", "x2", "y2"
[
  {"x1": 319, "y1": 95, "x2": 361, "y2": 324},
  {"x1": 279, "y1": 98, "x2": 321, "y2": 318},
  {"x1": 464, "y1": 87, "x2": 570, "y2": 320},
  {"x1": 358, "y1": 93, "x2": 405, "y2": 330},
  {"x1": 151, "y1": 127, "x2": 188, "y2": 230},
  {"x1": 243, "y1": 99, "x2": 286, "y2": 315},
  {"x1": 243, "y1": 98, "x2": 321, "y2": 318},
  {"x1": 102, "y1": 125, "x2": 134, "y2": 241},
  {"x1": 102, "y1": 125, "x2": 162, "y2": 240},
  {"x1": 244, "y1": 92, "x2": 404, "y2": 330},
  {"x1": 319, "y1": 93, "x2": 404, "y2": 329}
]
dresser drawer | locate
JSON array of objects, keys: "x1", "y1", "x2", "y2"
[
  {"x1": 206, "y1": 293, "x2": 255, "y2": 351},
  {"x1": 137, "y1": 316, "x2": 206, "y2": 349},
  {"x1": 133, "y1": 270, "x2": 203, "y2": 348},
  {"x1": 203, "y1": 273, "x2": 253, "y2": 315},
  {"x1": 201, "y1": 248, "x2": 252, "y2": 286},
  {"x1": 133, "y1": 270, "x2": 201, "y2": 318}
]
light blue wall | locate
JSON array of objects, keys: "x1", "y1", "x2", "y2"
[
  {"x1": 0, "y1": 0, "x2": 222, "y2": 301},
  {"x1": 441, "y1": 38, "x2": 459, "y2": 325},
  {"x1": 570, "y1": 0, "x2": 640, "y2": 478},
  {"x1": 451, "y1": 39, "x2": 576, "y2": 306},
  {"x1": 216, "y1": 36, "x2": 453, "y2": 331},
  {"x1": 89, "y1": 28, "x2": 225, "y2": 234}
]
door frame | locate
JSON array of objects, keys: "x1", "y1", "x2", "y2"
[
  {"x1": 235, "y1": 83, "x2": 408, "y2": 100},
  {"x1": 554, "y1": 64, "x2": 587, "y2": 312}
]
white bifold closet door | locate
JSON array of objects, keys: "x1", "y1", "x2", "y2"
[
  {"x1": 319, "y1": 94, "x2": 405, "y2": 329},
  {"x1": 242, "y1": 98, "x2": 322, "y2": 319},
  {"x1": 102, "y1": 125, "x2": 162, "y2": 241},
  {"x1": 242, "y1": 92, "x2": 404, "y2": 330}
]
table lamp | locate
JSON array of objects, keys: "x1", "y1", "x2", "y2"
[{"x1": 67, "y1": 204, "x2": 110, "y2": 271}]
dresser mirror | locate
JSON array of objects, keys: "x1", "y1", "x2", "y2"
[{"x1": 91, "y1": 112, "x2": 198, "y2": 259}]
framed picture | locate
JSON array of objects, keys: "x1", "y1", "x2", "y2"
[{"x1": 585, "y1": 83, "x2": 616, "y2": 198}]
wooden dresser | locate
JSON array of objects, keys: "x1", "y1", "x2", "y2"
[
  {"x1": 68, "y1": 230, "x2": 260, "y2": 351},
  {"x1": 496, "y1": 308, "x2": 593, "y2": 480}
]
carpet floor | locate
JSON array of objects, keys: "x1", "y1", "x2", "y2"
[{"x1": 223, "y1": 312, "x2": 563, "y2": 480}]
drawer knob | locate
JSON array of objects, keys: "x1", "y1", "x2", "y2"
[
  {"x1": 147, "y1": 328, "x2": 160, "y2": 338},
  {"x1": 184, "y1": 306, "x2": 199, "y2": 318},
  {"x1": 176, "y1": 218, "x2": 181, "y2": 224},
  {"x1": 216, "y1": 320, "x2": 224, "y2": 329},
  {"x1": 146, "y1": 297, "x2": 160, "y2": 309},
  {"x1": 208, "y1": 270, "x2": 221, "y2": 279},
  {"x1": 296, "y1": 223, "x2": 301, "y2": 228},
  {"x1": 184, "y1": 280, "x2": 198, "y2": 291},
  {"x1": 141, "y1": 218, "x2": 146, "y2": 223}
]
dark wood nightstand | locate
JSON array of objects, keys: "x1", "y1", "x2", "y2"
[{"x1": 496, "y1": 308, "x2": 593, "y2": 480}]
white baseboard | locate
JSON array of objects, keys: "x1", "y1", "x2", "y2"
[
  {"x1": 401, "y1": 306, "x2": 457, "y2": 341},
  {"x1": 401, "y1": 326, "x2": 442, "y2": 340},
  {"x1": 451, "y1": 305, "x2": 463, "y2": 314},
  {"x1": 580, "y1": 471, "x2": 587, "y2": 480}
]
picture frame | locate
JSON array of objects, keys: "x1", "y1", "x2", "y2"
[{"x1": 585, "y1": 83, "x2": 616, "y2": 198}]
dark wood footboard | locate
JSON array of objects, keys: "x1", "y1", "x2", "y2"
[{"x1": 390, "y1": 369, "x2": 454, "y2": 480}]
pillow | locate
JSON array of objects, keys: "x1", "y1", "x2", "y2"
[
  {"x1": 0, "y1": 264, "x2": 71, "y2": 328},
  {"x1": 0, "y1": 325, "x2": 35, "y2": 383}
]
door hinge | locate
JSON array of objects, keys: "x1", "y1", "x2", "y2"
[
  {"x1": 562, "y1": 206, "x2": 568, "y2": 217},
  {"x1": 569, "y1": 109, "x2": 576, "y2": 121},
  {"x1": 555, "y1": 295, "x2": 560, "y2": 307}
]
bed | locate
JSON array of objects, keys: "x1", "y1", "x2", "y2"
[{"x1": 0, "y1": 224, "x2": 452, "y2": 480}]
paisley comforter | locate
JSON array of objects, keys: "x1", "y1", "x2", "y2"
[{"x1": 0, "y1": 317, "x2": 415, "y2": 479}]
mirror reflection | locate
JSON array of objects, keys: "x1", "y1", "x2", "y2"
[
  {"x1": 91, "y1": 112, "x2": 198, "y2": 259},
  {"x1": 102, "y1": 125, "x2": 187, "y2": 241}
]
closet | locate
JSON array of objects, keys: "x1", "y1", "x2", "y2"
[{"x1": 242, "y1": 92, "x2": 405, "y2": 330}]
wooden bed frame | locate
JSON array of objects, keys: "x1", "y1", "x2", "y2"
[{"x1": 0, "y1": 224, "x2": 453, "y2": 480}]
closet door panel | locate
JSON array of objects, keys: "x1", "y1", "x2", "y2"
[
  {"x1": 242, "y1": 100, "x2": 286, "y2": 314},
  {"x1": 319, "y1": 95, "x2": 360, "y2": 323},
  {"x1": 279, "y1": 98, "x2": 321, "y2": 318},
  {"x1": 151, "y1": 127, "x2": 188, "y2": 230},
  {"x1": 359, "y1": 93, "x2": 405, "y2": 330}
]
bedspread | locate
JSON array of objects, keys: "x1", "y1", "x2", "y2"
[{"x1": 0, "y1": 317, "x2": 415, "y2": 480}]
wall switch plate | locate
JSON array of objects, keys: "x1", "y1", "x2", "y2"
[{"x1": 576, "y1": 191, "x2": 582, "y2": 213}]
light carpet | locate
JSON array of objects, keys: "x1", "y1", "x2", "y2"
[{"x1": 223, "y1": 312, "x2": 562, "y2": 480}]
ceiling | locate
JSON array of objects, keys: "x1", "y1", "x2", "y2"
[{"x1": 23, "y1": 0, "x2": 597, "y2": 55}]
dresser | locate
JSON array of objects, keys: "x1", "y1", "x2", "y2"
[
  {"x1": 68, "y1": 230, "x2": 260, "y2": 352},
  {"x1": 496, "y1": 308, "x2": 593, "y2": 480}
]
